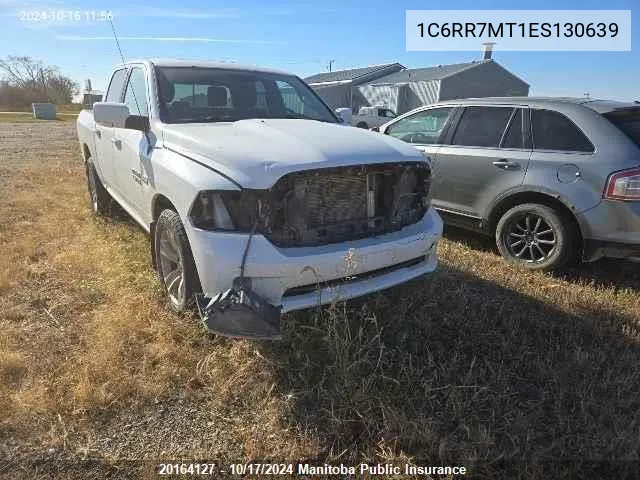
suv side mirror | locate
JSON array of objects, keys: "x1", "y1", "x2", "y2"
[{"x1": 93, "y1": 102, "x2": 129, "y2": 128}]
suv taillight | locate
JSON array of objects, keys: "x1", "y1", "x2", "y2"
[{"x1": 604, "y1": 167, "x2": 640, "y2": 201}]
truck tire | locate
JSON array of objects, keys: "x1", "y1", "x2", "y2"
[
  {"x1": 495, "y1": 203, "x2": 577, "y2": 271},
  {"x1": 154, "y1": 209, "x2": 202, "y2": 313},
  {"x1": 356, "y1": 121, "x2": 368, "y2": 129},
  {"x1": 85, "y1": 160, "x2": 113, "y2": 216}
]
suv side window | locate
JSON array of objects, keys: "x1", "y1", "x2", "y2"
[
  {"x1": 501, "y1": 108, "x2": 525, "y2": 149},
  {"x1": 531, "y1": 109, "x2": 594, "y2": 152},
  {"x1": 105, "y1": 69, "x2": 128, "y2": 103},
  {"x1": 451, "y1": 106, "x2": 514, "y2": 148},
  {"x1": 386, "y1": 107, "x2": 453, "y2": 145},
  {"x1": 123, "y1": 67, "x2": 149, "y2": 116}
]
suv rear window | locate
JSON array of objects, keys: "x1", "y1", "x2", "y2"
[
  {"x1": 531, "y1": 109, "x2": 594, "y2": 152},
  {"x1": 602, "y1": 108, "x2": 640, "y2": 145}
]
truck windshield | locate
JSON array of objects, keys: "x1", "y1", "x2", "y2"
[
  {"x1": 602, "y1": 107, "x2": 640, "y2": 146},
  {"x1": 155, "y1": 66, "x2": 337, "y2": 124}
]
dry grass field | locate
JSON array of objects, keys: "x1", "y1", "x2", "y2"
[
  {"x1": 1, "y1": 121, "x2": 640, "y2": 479},
  {"x1": 0, "y1": 113, "x2": 77, "y2": 123}
]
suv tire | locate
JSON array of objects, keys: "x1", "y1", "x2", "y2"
[
  {"x1": 154, "y1": 209, "x2": 201, "y2": 312},
  {"x1": 495, "y1": 203, "x2": 577, "y2": 270},
  {"x1": 356, "y1": 121, "x2": 368, "y2": 129}
]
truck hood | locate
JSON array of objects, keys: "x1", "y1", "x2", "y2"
[{"x1": 161, "y1": 119, "x2": 424, "y2": 189}]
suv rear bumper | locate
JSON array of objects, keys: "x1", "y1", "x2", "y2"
[
  {"x1": 578, "y1": 200, "x2": 640, "y2": 262},
  {"x1": 583, "y1": 239, "x2": 640, "y2": 262}
]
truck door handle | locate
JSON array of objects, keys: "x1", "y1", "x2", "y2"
[
  {"x1": 111, "y1": 139, "x2": 122, "y2": 149},
  {"x1": 94, "y1": 129, "x2": 101, "y2": 138},
  {"x1": 492, "y1": 159, "x2": 519, "y2": 170}
]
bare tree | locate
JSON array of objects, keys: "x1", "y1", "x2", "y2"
[{"x1": 0, "y1": 56, "x2": 78, "y2": 106}]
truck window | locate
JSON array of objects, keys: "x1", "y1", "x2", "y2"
[
  {"x1": 123, "y1": 67, "x2": 148, "y2": 116},
  {"x1": 155, "y1": 67, "x2": 336, "y2": 124},
  {"x1": 105, "y1": 69, "x2": 127, "y2": 103}
]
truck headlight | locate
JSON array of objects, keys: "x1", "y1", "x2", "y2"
[{"x1": 189, "y1": 190, "x2": 257, "y2": 232}]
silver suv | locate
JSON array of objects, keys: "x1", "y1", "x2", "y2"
[{"x1": 380, "y1": 97, "x2": 640, "y2": 269}]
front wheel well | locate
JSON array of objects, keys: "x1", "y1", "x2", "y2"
[
  {"x1": 152, "y1": 194, "x2": 177, "y2": 221},
  {"x1": 487, "y1": 191, "x2": 583, "y2": 245},
  {"x1": 150, "y1": 194, "x2": 178, "y2": 270}
]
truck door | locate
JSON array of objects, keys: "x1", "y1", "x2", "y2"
[
  {"x1": 93, "y1": 68, "x2": 128, "y2": 189},
  {"x1": 112, "y1": 65, "x2": 152, "y2": 222}
]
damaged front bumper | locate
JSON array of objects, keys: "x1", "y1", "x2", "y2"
[
  {"x1": 195, "y1": 287, "x2": 282, "y2": 340},
  {"x1": 189, "y1": 207, "x2": 442, "y2": 339}
]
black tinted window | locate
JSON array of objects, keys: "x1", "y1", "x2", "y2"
[
  {"x1": 603, "y1": 108, "x2": 640, "y2": 146},
  {"x1": 531, "y1": 109, "x2": 593, "y2": 152},
  {"x1": 386, "y1": 107, "x2": 453, "y2": 144},
  {"x1": 105, "y1": 69, "x2": 127, "y2": 102},
  {"x1": 451, "y1": 106, "x2": 513, "y2": 147},
  {"x1": 501, "y1": 108, "x2": 525, "y2": 149}
]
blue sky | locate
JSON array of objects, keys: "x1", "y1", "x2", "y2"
[{"x1": 0, "y1": 0, "x2": 638, "y2": 100}]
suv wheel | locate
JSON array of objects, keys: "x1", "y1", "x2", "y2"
[
  {"x1": 154, "y1": 209, "x2": 201, "y2": 312},
  {"x1": 85, "y1": 160, "x2": 112, "y2": 216},
  {"x1": 356, "y1": 121, "x2": 368, "y2": 129},
  {"x1": 495, "y1": 203, "x2": 576, "y2": 270}
]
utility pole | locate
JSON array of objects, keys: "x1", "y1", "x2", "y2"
[{"x1": 327, "y1": 59, "x2": 335, "y2": 72}]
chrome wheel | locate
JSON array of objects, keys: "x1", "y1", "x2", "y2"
[
  {"x1": 504, "y1": 214, "x2": 556, "y2": 263},
  {"x1": 158, "y1": 226, "x2": 185, "y2": 306}
]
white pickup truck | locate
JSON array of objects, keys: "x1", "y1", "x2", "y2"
[
  {"x1": 337, "y1": 106, "x2": 397, "y2": 129},
  {"x1": 76, "y1": 59, "x2": 442, "y2": 339}
]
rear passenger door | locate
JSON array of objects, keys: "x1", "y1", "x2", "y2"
[{"x1": 433, "y1": 106, "x2": 532, "y2": 223}]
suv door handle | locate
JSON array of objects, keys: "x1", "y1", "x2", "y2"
[
  {"x1": 492, "y1": 159, "x2": 519, "y2": 170},
  {"x1": 111, "y1": 139, "x2": 122, "y2": 149}
]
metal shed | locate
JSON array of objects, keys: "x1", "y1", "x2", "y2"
[
  {"x1": 359, "y1": 60, "x2": 529, "y2": 114},
  {"x1": 305, "y1": 63, "x2": 405, "y2": 111},
  {"x1": 306, "y1": 58, "x2": 529, "y2": 115}
]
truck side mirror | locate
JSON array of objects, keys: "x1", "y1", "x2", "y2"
[
  {"x1": 93, "y1": 102, "x2": 130, "y2": 128},
  {"x1": 125, "y1": 115, "x2": 150, "y2": 133}
]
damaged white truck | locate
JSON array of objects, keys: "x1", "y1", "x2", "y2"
[{"x1": 76, "y1": 59, "x2": 443, "y2": 339}]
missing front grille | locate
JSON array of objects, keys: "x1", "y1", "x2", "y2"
[{"x1": 263, "y1": 163, "x2": 430, "y2": 247}]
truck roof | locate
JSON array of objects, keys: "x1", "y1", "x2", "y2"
[{"x1": 121, "y1": 59, "x2": 291, "y2": 76}]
